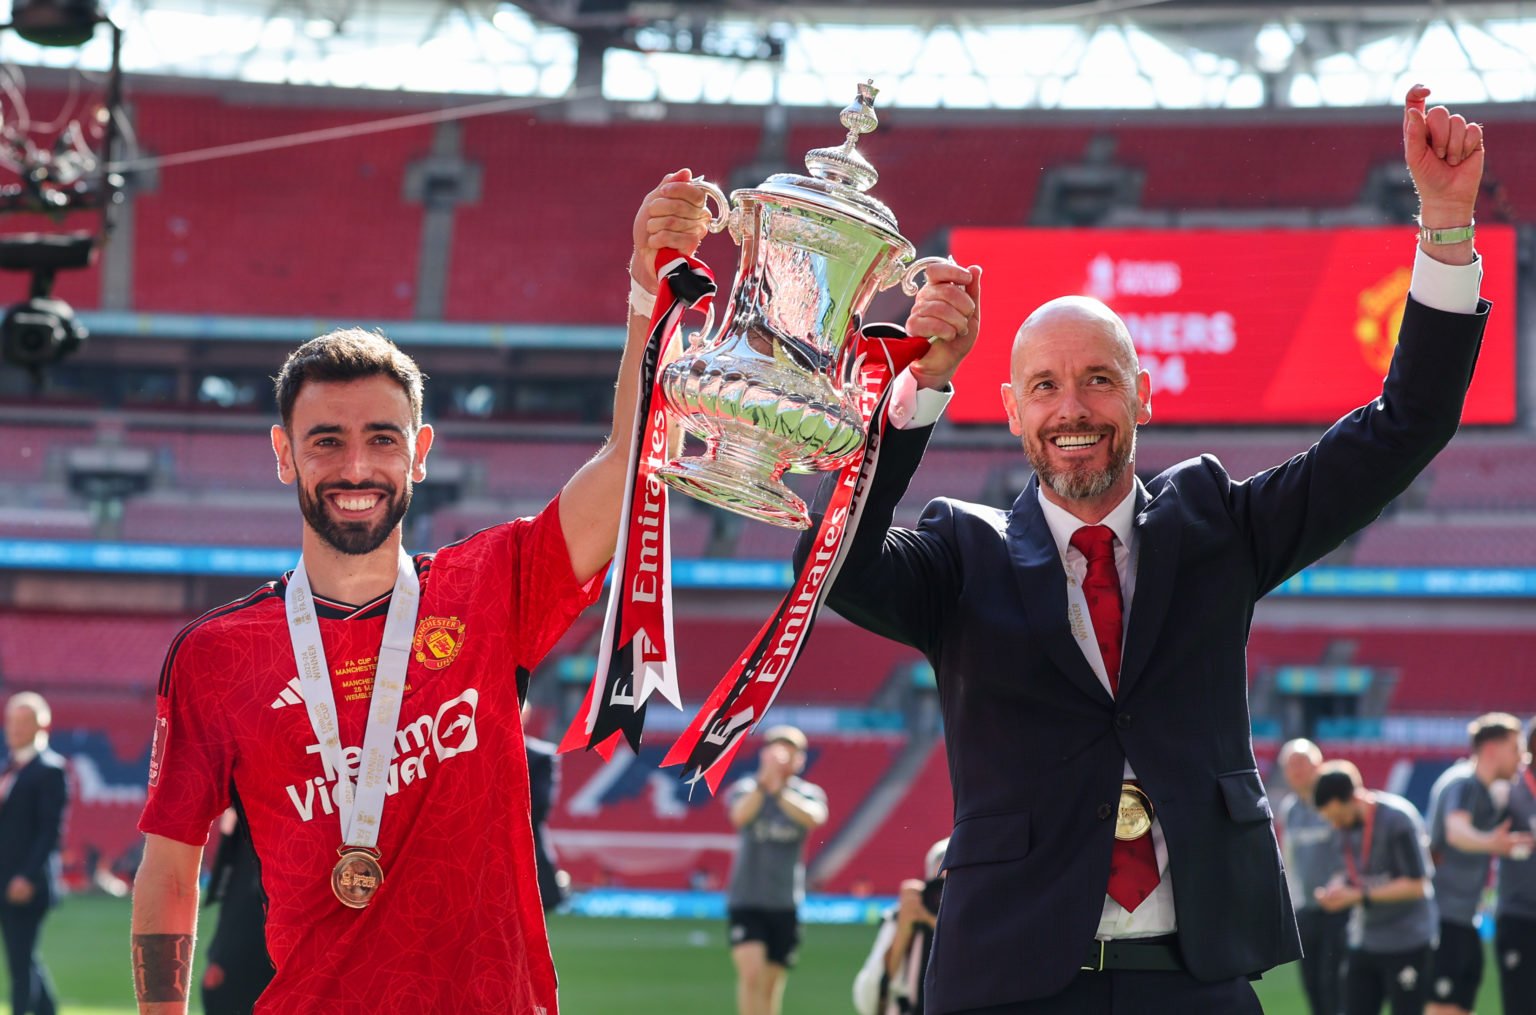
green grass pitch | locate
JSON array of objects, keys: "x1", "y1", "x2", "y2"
[{"x1": 21, "y1": 894, "x2": 1506, "y2": 1013}]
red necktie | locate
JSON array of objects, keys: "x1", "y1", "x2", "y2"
[
  {"x1": 1070, "y1": 524, "x2": 1160, "y2": 912},
  {"x1": 1070, "y1": 525, "x2": 1123, "y2": 694}
]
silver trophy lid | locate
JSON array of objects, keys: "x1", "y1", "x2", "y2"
[{"x1": 749, "y1": 80, "x2": 906, "y2": 238}]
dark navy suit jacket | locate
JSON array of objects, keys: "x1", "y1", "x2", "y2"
[
  {"x1": 820, "y1": 296, "x2": 1488, "y2": 1012},
  {"x1": 0, "y1": 749, "x2": 68, "y2": 909}
]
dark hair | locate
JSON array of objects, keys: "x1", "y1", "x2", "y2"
[
  {"x1": 1312, "y1": 762, "x2": 1361, "y2": 809},
  {"x1": 1469, "y1": 712, "x2": 1522, "y2": 752},
  {"x1": 273, "y1": 328, "x2": 426, "y2": 429}
]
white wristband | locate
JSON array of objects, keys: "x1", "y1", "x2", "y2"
[{"x1": 629, "y1": 276, "x2": 657, "y2": 318}]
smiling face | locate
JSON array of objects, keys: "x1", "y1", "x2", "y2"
[
  {"x1": 999, "y1": 297, "x2": 1151, "y2": 519},
  {"x1": 272, "y1": 374, "x2": 433, "y2": 558}
]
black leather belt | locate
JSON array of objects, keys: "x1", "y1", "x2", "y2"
[{"x1": 1081, "y1": 936, "x2": 1184, "y2": 972}]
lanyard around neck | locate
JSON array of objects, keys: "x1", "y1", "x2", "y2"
[{"x1": 284, "y1": 548, "x2": 420, "y2": 850}]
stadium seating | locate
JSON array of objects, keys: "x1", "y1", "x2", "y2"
[
  {"x1": 658, "y1": 614, "x2": 922, "y2": 706},
  {"x1": 1351, "y1": 521, "x2": 1536, "y2": 567},
  {"x1": 1421, "y1": 441, "x2": 1536, "y2": 511},
  {"x1": 126, "y1": 426, "x2": 275, "y2": 489},
  {"x1": 0, "y1": 423, "x2": 97, "y2": 482},
  {"x1": 549, "y1": 733, "x2": 901, "y2": 890},
  {"x1": 447, "y1": 118, "x2": 761, "y2": 322},
  {"x1": 819, "y1": 740, "x2": 953, "y2": 895},
  {"x1": 0, "y1": 610, "x2": 185, "y2": 691},
  {"x1": 119, "y1": 494, "x2": 296, "y2": 546},
  {"x1": 128, "y1": 92, "x2": 430, "y2": 318}
]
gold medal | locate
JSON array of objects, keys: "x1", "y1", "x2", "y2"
[
  {"x1": 332, "y1": 848, "x2": 384, "y2": 909},
  {"x1": 1115, "y1": 784, "x2": 1154, "y2": 841}
]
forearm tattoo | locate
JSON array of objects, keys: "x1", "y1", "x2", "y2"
[{"x1": 132, "y1": 933, "x2": 193, "y2": 1003}]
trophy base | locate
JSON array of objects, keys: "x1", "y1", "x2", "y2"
[{"x1": 658, "y1": 455, "x2": 810, "y2": 531}]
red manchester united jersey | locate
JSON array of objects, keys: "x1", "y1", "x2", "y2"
[{"x1": 140, "y1": 499, "x2": 600, "y2": 1014}]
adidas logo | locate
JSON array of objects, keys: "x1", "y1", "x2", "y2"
[{"x1": 270, "y1": 677, "x2": 304, "y2": 710}]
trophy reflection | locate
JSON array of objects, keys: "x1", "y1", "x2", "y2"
[{"x1": 659, "y1": 80, "x2": 947, "y2": 530}]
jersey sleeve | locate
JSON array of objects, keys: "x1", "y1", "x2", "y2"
[
  {"x1": 138, "y1": 625, "x2": 234, "y2": 847},
  {"x1": 510, "y1": 493, "x2": 605, "y2": 666}
]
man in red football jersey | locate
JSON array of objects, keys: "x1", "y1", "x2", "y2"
[{"x1": 128, "y1": 172, "x2": 718, "y2": 1015}]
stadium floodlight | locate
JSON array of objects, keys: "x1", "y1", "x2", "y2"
[{"x1": 9, "y1": 0, "x2": 103, "y2": 47}]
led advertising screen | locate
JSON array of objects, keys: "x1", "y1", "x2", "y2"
[{"x1": 945, "y1": 225, "x2": 1517, "y2": 425}]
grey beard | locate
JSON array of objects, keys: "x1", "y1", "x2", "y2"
[
  {"x1": 1043, "y1": 465, "x2": 1119, "y2": 501},
  {"x1": 1028, "y1": 427, "x2": 1137, "y2": 502}
]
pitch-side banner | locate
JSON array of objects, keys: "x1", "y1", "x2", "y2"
[{"x1": 946, "y1": 226, "x2": 1517, "y2": 425}]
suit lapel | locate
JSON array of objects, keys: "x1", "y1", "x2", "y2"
[
  {"x1": 1006, "y1": 477, "x2": 1114, "y2": 706},
  {"x1": 1119, "y1": 480, "x2": 1181, "y2": 697}
]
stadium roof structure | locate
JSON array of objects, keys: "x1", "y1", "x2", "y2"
[{"x1": 0, "y1": 0, "x2": 1533, "y2": 110}]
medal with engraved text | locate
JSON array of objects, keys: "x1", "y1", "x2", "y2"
[
  {"x1": 332, "y1": 848, "x2": 385, "y2": 909},
  {"x1": 1116, "y1": 783, "x2": 1154, "y2": 841}
]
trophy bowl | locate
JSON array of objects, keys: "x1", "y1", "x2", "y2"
[{"x1": 658, "y1": 81, "x2": 948, "y2": 530}]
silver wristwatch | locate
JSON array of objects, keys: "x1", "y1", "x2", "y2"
[{"x1": 1418, "y1": 219, "x2": 1475, "y2": 245}]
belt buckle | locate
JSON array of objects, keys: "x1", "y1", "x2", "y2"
[{"x1": 1081, "y1": 939, "x2": 1106, "y2": 972}]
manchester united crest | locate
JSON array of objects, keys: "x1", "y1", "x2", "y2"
[{"x1": 412, "y1": 615, "x2": 466, "y2": 670}]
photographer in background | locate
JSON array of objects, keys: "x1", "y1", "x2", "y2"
[{"x1": 853, "y1": 838, "x2": 949, "y2": 1015}]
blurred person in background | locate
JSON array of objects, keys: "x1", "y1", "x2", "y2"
[
  {"x1": 0, "y1": 691, "x2": 66, "y2": 1015},
  {"x1": 1314, "y1": 760, "x2": 1437, "y2": 1015},
  {"x1": 1424, "y1": 712, "x2": 1530, "y2": 1015},
  {"x1": 200, "y1": 805, "x2": 274, "y2": 1015},
  {"x1": 725, "y1": 725, "x2": 828, "y2": 1015},
  {"x1": 1495, "y1": 716, "x2": 1536, "y2": 1014},
  {"x1": 1277, "y1": 739, "x2": 1346, "y2": 1015},
  {"x1": 853, "y1": 837, "x2": 949, "y2": 1015},
  {"x1": 524, "y1": 702, "x2": 568, "y2": 913}
]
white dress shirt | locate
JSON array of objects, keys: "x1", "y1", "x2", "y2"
[{"x1": 1038, "y1": 488, "x2": 1178, "y2": 937}]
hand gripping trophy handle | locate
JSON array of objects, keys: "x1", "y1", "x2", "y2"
[
  {"x1": 893, "y1": 255, "x2": 962, "y2": 342},
  {"x1": 692, "y1": 177, "x2": 735, "y2": 238},
  {"x1": 898, "y1": 255, "x2": 955, "y2": 297}
]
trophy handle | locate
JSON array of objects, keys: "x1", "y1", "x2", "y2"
[
  {"x1": 692, "y1": 178, "x2": 735, "y2": 237},
  {"x1": 897, "y1": 255, "x2": 956, "y2": 296}
]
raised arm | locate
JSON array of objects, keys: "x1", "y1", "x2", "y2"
[
  {"x1": 558, "y1": 170, "x2": 712, "y2": 583},
  {"x1": 131, "y1": 834, "x2": 205, "y2": 1015},
  {"x1": 812, "y1": 264, "x2": 983, "y2": 653},
  {"x1": 1232, "y1": 86, "x2": 1490, "y2": 594}
]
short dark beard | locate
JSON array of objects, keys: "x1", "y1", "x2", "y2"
[
  {"x1": 297, "y1": 480, "x2": 411, "y2": 556},
  {"x1": 1026, "y1": 424, "x2": 1136, "y2": 501}
]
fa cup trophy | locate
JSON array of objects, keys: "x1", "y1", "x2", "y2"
[{"x1": 659, "y1": 80, "x2": 947, "y2": 530}]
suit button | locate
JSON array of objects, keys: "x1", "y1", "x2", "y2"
[
  {"x1": 1097, "y1": 803, "x2": 1112, "y2": 820},
  {"x1": 1116, "y1": 712, "x2": 1132, "y2": 729}
]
